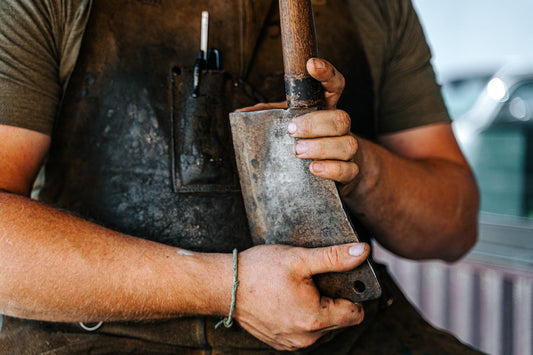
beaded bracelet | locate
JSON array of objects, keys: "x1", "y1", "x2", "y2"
[{"x1": 215, "y1": 248, "x2": 239, "y2": 329}]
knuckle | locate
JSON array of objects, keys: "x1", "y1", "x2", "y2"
[
  {"x1": 331, "y1": 65, "x2": 345, "y2": 87},
  {"x1": 315, "y1": 140, "x2": 327, "y2": 157},
  {"x1": 331, "y1": 161, "x2": 345, "y2": 179},
  {"x1": 297, "y1": 336, "x2": 320, "y2": 349},
  {"x1": 350, "y1": 163, "x2": 360, "y2": 179},
  {"x1": 290, "y1": 252, "x2": 307, "y2": 271},
  {"x1": 345, "y1": 135, "x2": 359, "y2": 159},
  {"x1": 324, "y1": 245, "x2": 342, "y2": 267},
  {"x1": 273, "y1": 340, "x2": 297, "y2": 352},
  {"x1": 334, "y1": 110, "x2": 351, "y2": 133},
  {"x1": 300, "y1": 316, "x2": 324, "y2": 332},
  {"x1": 356, "y1": 310, "x2": 365, "y2": 325},
  {"x1": 320, "y1": 296, "x2": 333, "y2": 309},
  {"x1": 337, "y1": 161, "x2": 358, "y2": 184},
  {"x1": 339, "y1": 73, "x2": 346, "y2": 90},
  {"x1": 300, "y1": 115, "x2": 313, "y2": 135},
  {"x1": 352, "y1": 303, "x2": 365, "y2": 325}
]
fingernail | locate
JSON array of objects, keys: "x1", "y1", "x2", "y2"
[
  {"x1": 312, "y1": 58, "x2": 325, "y2": 70},
  {"x1": 294, "y1": 142, "x2": 308, "y2": 155},
  {"x1": 311, "y1": 162, "x2": 325, "y2": 173},
  {"x1": 349, "y1": 243, "x2": 365, "y2": 256},
  {"x1": 288, "y1": 122, "x2": 297, "y2": 135}
]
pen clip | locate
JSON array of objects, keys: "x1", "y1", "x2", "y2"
[{"x1": 207, "y1": 48, "x2": 220, "y2": 70}]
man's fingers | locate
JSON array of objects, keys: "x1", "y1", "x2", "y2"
[
  {"x1": 309, "y1": 160, "x2": 360, "y2": 184},
  {"x1": 288, "y1": 109, "x2": 351, "y2": 139},
  {"x1": 293, "y1": 136, "x2": 358, "y2": 161},
  {"x1": 285, "y1": 298, "x2": 364, "y2": 349},
  {"x1": 306, "y1": 58, "x2": 345, "y2": 109},
  {"x1": 304, "y1": 243, "x2": 369, "y2": 276},
  {"x1": 237, "y1": 101, "x2": 287, "y2": 112},
  {"x1": 318, "y1": 297, "x2": 365, "y2": 331}
]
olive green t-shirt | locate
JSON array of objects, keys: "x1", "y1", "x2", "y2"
[
  {"x1": 0, "y1": 0, "x2": 449, "y2": 136},
  {"x1": 0, "y1": 0, "x2": 91, "y2": 134}
]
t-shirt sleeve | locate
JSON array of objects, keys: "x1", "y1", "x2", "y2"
[
  {"x1": 377, "y1": 0, "x2": 450, "y2": 134},
  {"x1": 0, "y1": 0, "x2": 90, "y2": 135}
]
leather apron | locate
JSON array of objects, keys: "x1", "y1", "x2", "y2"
[
  {"x1": 2, "y1": 0, "x2": 390, "y2": 353},
  {"x1": 39, "y1": 0, "x2": 376, "y2": 249}
]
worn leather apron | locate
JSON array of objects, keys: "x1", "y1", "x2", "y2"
[{"x1": 39, "y1": 0, "x2": 375, "y2": 248}]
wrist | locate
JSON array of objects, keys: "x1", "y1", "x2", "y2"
[
  {"x1": 173, "y1": 250, "x2": 234, "y2": 317},
  {"x1": 215, "y1": 249, "x2": 239, "y2": 328},
  {"x1": 204, "y1": 252, "x2": 235, "y2": 317}
]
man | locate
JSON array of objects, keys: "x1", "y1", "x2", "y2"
[{"x1": 0, "y1": 0, "x2": 480, "y2": 353}]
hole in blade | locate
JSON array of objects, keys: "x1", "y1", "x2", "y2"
[{"x1": 353, "y1": 280, "x2": 366, "y2": 294}]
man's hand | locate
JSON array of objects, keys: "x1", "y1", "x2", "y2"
[
  {"x1": 238, "y1": 58, "x2": 359, "y2": 185},
  {"x1": 234, "y1": 243, "x2": 368, "y2": 351},
  {"x1": 288, "y1": 58, "x2": 360, "y2": 184}
]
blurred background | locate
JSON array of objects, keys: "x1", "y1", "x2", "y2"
[{"x1": 373, "y1": 1, "x2": 533, "y2": 354}]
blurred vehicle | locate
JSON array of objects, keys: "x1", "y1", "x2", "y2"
[
  {"x1": 449, "y1": 61, "x2": 533, "y2": 218},
  {"x1": 441, "y1": 72, "x2": 492, "y2": 118},
  {"x1": 442, "y1": 61, "x2": 533, "y2": 270}
]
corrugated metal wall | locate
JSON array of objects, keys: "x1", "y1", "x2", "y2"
[{"x1": 373, "y1": 242, "x2": 533, "y2": 355}]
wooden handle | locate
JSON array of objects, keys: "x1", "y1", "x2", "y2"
[{"x1": 280, "y1": 0, "x2": 322, "y2": 108}]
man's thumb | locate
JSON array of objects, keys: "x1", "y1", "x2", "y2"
[{"x1": 305, "y1": 243, "x2": 369, "y2": 276}]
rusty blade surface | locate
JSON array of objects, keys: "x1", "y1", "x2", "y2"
[{"x1": 230, "y1": 108, "x2": 381, "y2": 302}]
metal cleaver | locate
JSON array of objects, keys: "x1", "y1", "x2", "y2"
[{"x1": 229, "y1": 0, "x2": 381, "y2": 302}]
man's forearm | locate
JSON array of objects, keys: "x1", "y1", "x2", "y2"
[
  {"x1": 341, "y1": 137, "x2": 479, "y2": 262},
  {"x1": 0, "y1": 191, "x2": 371, "y2": 350},
  {"x1": 0, "y1": 191, "x2": 233, "y2": 322}
]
